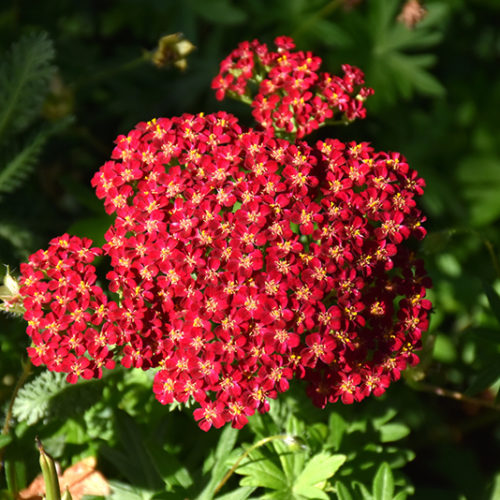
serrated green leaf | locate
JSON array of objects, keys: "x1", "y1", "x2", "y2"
[
  {"x1": 372, "y1": 463, "x2": 394, "y2": 500},
  {"x1": 12, "y1": 371, "x2": 66, "y2": 425},
  {"x1": 275, "y1": 417, "x2": 307, "y2": 482},
  {"x1": 293, "y1": 484, "x2": 329, "y2": 499},
  {"x1": 0, "y1": 116, "x2": 72, "y2": 200},
  {"x1": 0, "y1": 32, "x2": 55, "y2": 140},
  {"x1": 108, "y1": 480, "x2": 156, "y2": 500},
  {"x1": 294, "y1": 452, "x2": 346, "y2": 489},
  {"x1": 214, "y1": 486, "x2": 256, "y2": 500},
  {"x1": 237, "y1": 450, "x2": 287, "y2": 490},
  {"x1": 379, "y1": 423, "x2": 410, "y2": 443},
  {"x1": 385, "y1": 52, "x2": 444, "y2": 98},
  {"x1": 12, "y1": 370, "x2": 104, "y2": 426},
  {"x1": 312, "y1": 20, "x2": 352, "y2": 48}
]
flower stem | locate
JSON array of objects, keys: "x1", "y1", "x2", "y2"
[{"x1": 0, "y1": 361, "x2": 32, "y2": 471}]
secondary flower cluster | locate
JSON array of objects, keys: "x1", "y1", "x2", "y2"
[
  {"x1": 19, "y1": 235, "x2": 115, "y2": 383},
  {"x1": 15, "y1": 37, "x2": 431, "y2": 431},
  {"x1": 212, "y1": 36, "x2": 373, "y2": 138}
]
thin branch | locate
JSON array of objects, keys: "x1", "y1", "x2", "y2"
[
  {"x1": 412, "y1": 381, "x2": 500, "y2": 411},
  {"x1": 0, "y1": 361, "x2": 32, "y2": 470}
]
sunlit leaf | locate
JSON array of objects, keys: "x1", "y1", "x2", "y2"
[{"x1": 372, "y1": 463, "x2": 394, "y2": 500}]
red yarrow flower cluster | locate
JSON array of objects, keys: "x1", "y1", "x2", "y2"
[
  {"x1": 212, "y1": 36, "x2": 373, "y2": 138},
  {"x1": 18, "y1": 37, "x2": 431, "y2": 431},
  {"x1": 19, "y1": 235, "x2": 115, "y2": 383}
]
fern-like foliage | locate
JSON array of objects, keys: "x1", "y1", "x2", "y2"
[
  {"x1": 12, "y1": 370, "x2": 105, "y2": 426},
  {"x1": 0, "y1": 221, "x2": 33, "y2": 257},
  {"x1": 0, "y1": 116, "x2": 72, "y2": 201},
  {"x1": 0, "y1": 31, "x2": 55, "y2": 141}
]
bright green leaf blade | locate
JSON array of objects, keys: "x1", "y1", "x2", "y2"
[
  {"x1": 294, "y1": 452, "x2": 346, "y2": 488},
  {"x1": 354, "y1": 480, "x2": 373, "y2": 500},
  {"x1": 214, "y1": 486, "x2": 256, "y2": 500},
  {"x1": 379, "y1": 423, "x2": 410, "y2": 443},
  {"x1": 372, "y1": 463, "x2": 394, "y2": 500},
  {"x1": 237, "y1": 450, "x2": 288, "y2": 491},
  {"x1": 327, "y1": 413, "x2": 347, "y2": 450},
  {"x1": 335, "y1": 481, "x2": 353, "y2": 500},
  {"x1": 293, "y1": 484, "x2": 329, "y2": 499},
  {"x1": 393, "y1": 492, "x2": 408, "y2": 500}
]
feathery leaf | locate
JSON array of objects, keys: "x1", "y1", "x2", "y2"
[
  {"x1": 0, "y1": 31, "x2": 55, "y2": 141},
  {"x1": 12, "y1": 369, "x2": 104, "y2": 426},
  {"x1": 0, "y1": 116, "x2": 72, "y2": 200}
]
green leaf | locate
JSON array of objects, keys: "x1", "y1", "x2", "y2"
[
  {"x1": 113, "y1": 410, "x2": 163, "y2": 490},
  {"x1": 214, "y1": 486, "x2": 256, "y2": 500},
  {"x1": 294, "y1": 452, "x2": 346, "y2": 489},
  {"x1": 4, "y1": 458, "x2": 26, "y2": 497},
  {"x1": 392, "y1": 492, "x2": 408, "y2": 500},
  {"x1": 483, "y1": 282, "x2": 500, "y2": 326},
  {"x1": 108, "y1": 480, "x2": 156, "y2": 500},
  {"x1": 0, "y1": 116, "x2": 72, "y2": 200},
  {"x1": 465, "y1": 361, "x2": 500, "y2": 397},
  {"x1": 372, "y1": 463, "x2": 394, "y2": 500},
  {"x1": 237, "y1": 449, "x2": 288, "y2": 491},
  {"x1": 335, "y1": 481, "x2": 353, "y2": 500},
  {"x1": 327, "y1": 413, "x2": 347, "y2": 451},
  {"x1": 378, "y1": 423, "x2": 410, "y2": 443},
  {"x1": 292, "y1": 484, "x2": 329, "y2": 499},
  {"x1": 312, "y1": 20, "x2": 352, "y2": 48},
  {"x1": 353, "y1": 480, "x2": 373, "y2": 500},
  {"x1": 457, "y1": 155, "x2": 500, "y2": 226},
  {"x1": 485, "y1": 471, "x2": 500, "y2": 500},
  {"x1": 385, "y1": 52, "x2": 444, "y2": 98},
  {"x1": 188, "y1": 0, "x2": 247, "y2": 25},
  {"x1": 12, "y1": 370, "x2": 104, "y2": 425},
  {"x1": 0, "y1": 221, "x2": 33, "y2": 257},
  {"x1": 0, "y1": 434, "x2": 12, "y2": 448},
  {"x1": 11, "y1": 371, "x2": 67, "y2": 425},
  {"x1": 433, "y1": 334, "x2": 457, "y2": 363},
  {"x1": 0, "y1": 31, "x2": 55, "y2": 140}
]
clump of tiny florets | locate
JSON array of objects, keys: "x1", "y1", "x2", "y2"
[
  {"x1": 16, "y1": 36, "x2": 431, "y2": 432},
  {"x1": 212, "y1": 36, "x2": 374, "y2": 138}
]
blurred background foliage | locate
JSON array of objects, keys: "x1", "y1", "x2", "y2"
[{"x1": 1, "y1": 0, "x2": 500, "y2": 498}]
